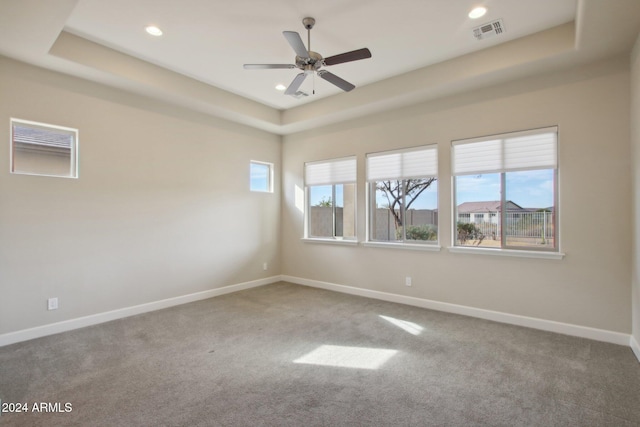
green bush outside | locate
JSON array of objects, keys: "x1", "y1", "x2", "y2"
[{"x1": 396, "y1": 224, "x2": 438, "y2": 241}]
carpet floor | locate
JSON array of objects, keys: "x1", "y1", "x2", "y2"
[{"x1": 1, "y1": 281, "x2": 639, "y2": 426}]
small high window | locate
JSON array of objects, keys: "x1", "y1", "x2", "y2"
[
  {"x1": 11, "y1": 119, "x2": 78, "y2": 178},
  {"x1": 250, "y1": 161, "x2": 273, "y2": 192}
]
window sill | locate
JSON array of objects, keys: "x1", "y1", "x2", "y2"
[
  {"x1": 301, "y1": 238, "x2": 359, "y2": 246},
  {"x1": 447, "y1": 246, "x2": 564, "y2": 260},
  {"x1": 363, "y1": 241, "x2": 441, "y2": 252}
]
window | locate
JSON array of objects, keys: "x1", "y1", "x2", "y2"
[
  {"x1": 305, "y1": 156, "x2": 356, "y2": 240},
  {"x1": 11, "y1": 118, "x2": 78, "y2": 178},
  {"x1": 367, "y1": 145, "x2": 438, "y2": 245},
  {"x1": 452, "y1": 127, "x2": 558, "y2": 251},
  {"x1": 250, "y1": 161, "x2": 273, "y2": 192}
]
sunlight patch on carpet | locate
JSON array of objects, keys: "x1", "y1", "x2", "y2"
[
  {"x1": 294, "y1": 345, "x2": 398, "y2": 370},
  {"x1": 379, "y1": 315, "x2": 424, "y2": 336}
]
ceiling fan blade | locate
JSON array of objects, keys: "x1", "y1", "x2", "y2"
[
  {"x1": 323, "y1": 48, "x2": 372, "y2": 66},
  {"x1": 283, "y1": 31, "x2": 309, "y2": 59},
  {"x1": 284, "y1": 73, "x2": 308, "y2": 95},
  {"x1": 317, "y1": 70, "x2": 355, "y2": 92},
  {"x1": 243, "y1": 64, "x2": 296, "y2": 69}
]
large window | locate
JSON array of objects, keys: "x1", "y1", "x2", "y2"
[
  {"x1": 11, "y1": 118, "x2": 78, "y2": 178},
  {"x1": 452, "y1": 127, "x2": 558, "y2": 251},
  {"x1": 305, "y1": 156, "x2": 356, "y2": 240},
  {"x1": 367, "y1": 145, "x2": 438, "y2": 245}
]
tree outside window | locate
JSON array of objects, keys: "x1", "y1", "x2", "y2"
[{"x1": 367, "y1": 145, "x2": 438, "y2": 244}]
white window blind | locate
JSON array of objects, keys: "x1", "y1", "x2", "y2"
[
  {"x1": 367, "y1": 145, "x2": 438, "y2": 181},
  {"x1": 452, "y1": 127, "x2": 557, "y2": 175},
  {"x1": 12, "y1": 122, "x2": 74, "y2": 154},
  {"x1": 10, "y1": 118, "x2": 78, "y2": 178},
  {"x1": 305, "y1": 156, "x2": 357, "y2": 186}
]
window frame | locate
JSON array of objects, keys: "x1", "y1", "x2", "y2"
[
  {"x1": 365, "y1": 144, "x2": 439, "y2": 249},
  {"x1": 304, "y1": 156, "x2": 357, "y2": 242},
  {"x1": 10, "y1": 118, "x2": 79, "y2": 179},
  {"x1": 451, "y1": 126, "x2": 559, "y2": 254},
  {"x1": 249, "y1": 160, "x2": 274, "y2": 193}
]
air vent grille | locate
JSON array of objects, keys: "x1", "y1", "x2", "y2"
[{"x1": 473, "y1": 19, "x2": 505, "y2": 41}]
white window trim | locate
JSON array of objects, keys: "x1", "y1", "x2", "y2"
[
  {"x1": 304, "y1": 183, "x2": 358, "y2": 242},
  {"x1": 250, "y1": 160, "x2": 274, "y2": 193},
  {"x1": 304, "y1": 156, "x2": 357, "y2": 241},
  {"x1": 301, "y1": 238, "x2": 359, "y2": 246},
  {"x1": 363, "y1": 241, "x2": 441, "y2": 252},
  {"x1": 448, "y1": 246, "x2": 564, "y2": 260},
  {"x1": 451, "y1": 126, "x2": 559, "y2": 254},
  {"x1": 365, "y1": 144, "x2": 439, "y2": 248},
  {"x1": 10, "y1": 118, "x2": 79, "y2": 179}
]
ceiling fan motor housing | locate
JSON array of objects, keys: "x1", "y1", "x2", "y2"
[{"x1": 296, "y1": 51, "x2": 323, "y2": 70}]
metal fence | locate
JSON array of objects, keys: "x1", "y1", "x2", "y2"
[
  {"x1": 457, "y1": 211, "x2": 554, "y2": 240},
  {"x1": 310, "y1": 206, "x2": 553, "y2": 242}
]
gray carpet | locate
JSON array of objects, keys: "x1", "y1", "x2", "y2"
[{"x1": 1, "y1": 281, "x2": 639, "y2": 426}]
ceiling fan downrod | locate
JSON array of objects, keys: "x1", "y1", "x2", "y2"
[{"x1": 302, "y1": 17, "x2": 315, "y2": 54}]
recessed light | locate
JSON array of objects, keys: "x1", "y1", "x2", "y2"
[
  {"x1": 145, "y1": 25, "x2": 163, "y2": 36},
  {"x1": 468, "y1": 6, "x2": 487, "y2": 19},
  {"x1": 275, "y1": 84, "x2": 287, "y2": 91}
]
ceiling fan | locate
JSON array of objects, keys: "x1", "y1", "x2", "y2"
[{"x1": 243, "y1": 17, "x2": 372, "y2": 96}]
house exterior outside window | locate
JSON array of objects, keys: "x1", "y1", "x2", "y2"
[{"x1": 452, "y1": 127, "x2": 558, "y2": 252}]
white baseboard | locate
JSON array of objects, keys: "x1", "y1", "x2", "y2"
[
  {"x1": 3, "y1": 275, "x2": 635, "y2": 353},
  {"x1": 282, "y1": 275, "x2": 631, "y2": 347},
  {"x1": 0, "y1": 276, "x2": 282, "y2": 347},
  {"x1": 631, "y1": 335, "x2": 640, "y2": 363}
]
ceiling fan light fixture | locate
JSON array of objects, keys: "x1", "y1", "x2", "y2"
[
  {"x1": 275, "y1": 84, "x2": 287, "y2": 91},
  {"x1": 145, "y1": 25, "x2": 163, "y2": 36},
  {"x1": 468, "y1": 7, "x2": 487, "y2": 19}
]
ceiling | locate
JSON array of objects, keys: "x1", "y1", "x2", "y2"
[
  {"x1": 1, "y1": 0, "x2": 639, "y2": 134},
  {"x1": 65, "y1": 0, "x2": 576, "y2": 109}
]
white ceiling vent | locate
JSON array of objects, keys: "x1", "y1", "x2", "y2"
[{"x1": 473, "y1": 19, "x2": 505, "y2": 41}]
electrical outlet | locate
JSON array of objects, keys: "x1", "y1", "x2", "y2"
[
  {"x1": 263, "y1": 262, "x2": 268, "y2": 271},
  {"x1": 47, "y1": 297, "x2": 58, "y2": 310},
  {"x1": 405, "y1": 277, "x2": 412, "y2": 287}
]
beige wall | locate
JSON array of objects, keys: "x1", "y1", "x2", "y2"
[
  {"x1": 0, "y1": 57, "x2": 281, "y2": 335},
  {"x1": 282, "y1": 57, "x2": 632, "y2": 333},
  {"x1": 632, "y1": 34, "x2": 640, "y2": 347},
  {"x1": 1, "y1": 51, "x2": 635, "y2": 340}
]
